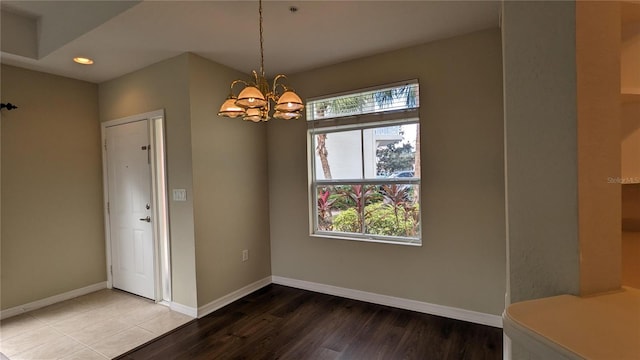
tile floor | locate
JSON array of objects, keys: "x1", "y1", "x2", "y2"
[{"x1": 0, "y1": 289, "x2": 193, "y2": 359}]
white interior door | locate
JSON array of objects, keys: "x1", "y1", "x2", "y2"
[{"x1": 105, "y1": 120, "x2": 155, "y2": 299}]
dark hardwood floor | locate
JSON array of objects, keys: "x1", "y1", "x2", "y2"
[{"x1": 117, "y1": 285, "x2": 502, "y2": 360}]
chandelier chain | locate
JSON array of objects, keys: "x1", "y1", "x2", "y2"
[
  {"x1": 217, "y1": 0, "x2": 304, "y2": 122},
  {"x1": 259, "y1": 0, "x2": 265, "y2": 77}
]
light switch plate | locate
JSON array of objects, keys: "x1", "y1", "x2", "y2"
[{"x1": 172, "y1": 189, "x2": 187, "y2": 201}]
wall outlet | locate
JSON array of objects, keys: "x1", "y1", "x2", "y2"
[{"x1": 242, "y1": 249, "x2": 249, "y2": 262}]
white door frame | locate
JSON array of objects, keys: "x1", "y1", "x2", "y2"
[{"x1": 101, "y1": 109, "x2": 171, "y2": 303}]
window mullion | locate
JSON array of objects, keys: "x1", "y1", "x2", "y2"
[
  {"x1": 360, "y1": 187, "x2": 366, "y2": 236},
  {"x1": 360, "y1": 129, "x2": 366, "y2": 235},
  {"x1": 360, "y1": 129, "x2": 365, "y2": 179}
]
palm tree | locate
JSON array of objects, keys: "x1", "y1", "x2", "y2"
[
  {"x1": 372, "y1": 85, "x2": 418, "y2": 109},
  {"x1": 316, "y1": 134, "x2": 332, "y2": 180},
  {"x1": 314, "y1": 96, "x2": 366, "y2": 180}
]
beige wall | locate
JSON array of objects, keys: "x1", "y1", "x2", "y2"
[
  {"x1": 576, "y1": 0, "x2": 622, "y2": 296},
  {"x1": 1, "y1": 65, "x2": 105, "y2": 309},
  {"x1": 99, "y1": 54, "x2": 198, "y2": 308},
  {"x1": 268, "y1": 28, "x2": 506, "y2": 315},
  {"x1": 187, "y1": 54, "x2": 272, "y2": 306},
  {"x1": 503, "y1": 1, "x2": 580, "y2": 304},
  {"x1": 99, "y1": 53, "x2": 272, "y2": 308}
]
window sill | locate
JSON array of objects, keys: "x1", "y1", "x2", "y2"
[{"x1": 310, "y1": 233, "x2": 422, "y2": 247}]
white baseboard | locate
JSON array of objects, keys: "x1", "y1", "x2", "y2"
[
  {"x1": 169, "y1": 301, "x2": 198, "y2": 318},
  {"x1": 0, "y1": 282, "x2": 107, "y2": 320},
  {"x1": 197, "y1": 276, "x2": 272, "y2": 318},
  {"x1": 271, "y1": 276, "x2": 503, "y2": 328},
  {"x1": 503, "y1": 332, "x2": 512, "y2": 360},
  {"x1": 0, "y1": 276, "x2": 501, "y2": 329}
]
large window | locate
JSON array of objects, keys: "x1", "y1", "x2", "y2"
[{"x1": 308, "y1": 81, "x2": 421, "y2": 245}]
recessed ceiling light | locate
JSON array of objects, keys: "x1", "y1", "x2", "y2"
[{"x1": 73, "y1": 57, "x2": 94, "y2": 65}]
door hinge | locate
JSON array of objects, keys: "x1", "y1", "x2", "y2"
[
  {"x1": 107, "y1": 202, "x2": 110, "y2": 214},
  {"x1": 110, "y1": 265, "x2": 113, "y2": 276},
  {"x1": 104, "y1": 139, "x2": 107, "y2": 151}
]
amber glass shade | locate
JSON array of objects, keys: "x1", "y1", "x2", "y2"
[
  {"x1": 243, "y1": 108, "x2": 264, "y2": 122},
  {"x1": 218, "y1": 98, "x2": 245, "y2": 118},
  {"x1": 273, "y1": 111, "x2": 301, "y2": 120},
  {"x1": 275, "y1": 90, "x2": 304, "y2": 112},
  {"x1": 236, "y1": 86, "x2": 268, "y2": 108}
]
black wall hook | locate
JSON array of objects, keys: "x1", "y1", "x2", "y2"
[{"x1": 1, "y1": 103, "x2": 18, "y2": 110}]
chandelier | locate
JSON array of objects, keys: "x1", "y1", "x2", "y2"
[{"x1": 218, "y1": 0, "x2": 304, "y2": 122}]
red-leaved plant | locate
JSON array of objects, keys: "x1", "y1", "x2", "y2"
[{"x1": 317, "y1": 188, "x2": 336, "y2": 231}]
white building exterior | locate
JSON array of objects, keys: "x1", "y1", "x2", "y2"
[{"x1": 314, "y1": 125, "x2": 404, "y2": 180}]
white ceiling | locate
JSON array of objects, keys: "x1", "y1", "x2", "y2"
[{"x1": 0, "y1": 1, "x2": 500, "y2": 84}]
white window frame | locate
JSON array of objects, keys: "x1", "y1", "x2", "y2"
[{"x1": 308, "y1": 80, "x2": 421, "y2": 246}]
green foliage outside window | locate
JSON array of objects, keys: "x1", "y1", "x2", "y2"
[
  {"x1": 320, "y1": 184, "x2": 419, "y2": 238},
  {"x1": 333, "y1": 202, "x2": 419, "y2": 237}
]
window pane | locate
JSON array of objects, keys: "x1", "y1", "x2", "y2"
[
  {"x1": 314, "y1": 131, "x2": 362, "y2": 180},
  {"x1": 307, "y1": 82, "x2": 419, "y2": 121},
  {"x1": 365, "y1": 184, "x2": 420, "y2": 239},
  {"x1": 316, "y1": 183, "x2": 420, "y2": 241},
  {"x1": 371, "y1": 123, "x2": 419, "y2": 179}
]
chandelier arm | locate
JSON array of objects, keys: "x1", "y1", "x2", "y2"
[
  {"x1": 272, "y1": 83, "x2": 289, "y2": 98},
  {"x1": 273, "y1": 74, "x2": 287, "y2": 83},
  {"x1": 272, "y1": 74, "x2": 289, "y2": 95},
  {"x1": 230, "y1": 79, "x2": 250, "y2": 96},
  {"x1": 250, "y1": 70, "x2": 270, "y2": 98}
]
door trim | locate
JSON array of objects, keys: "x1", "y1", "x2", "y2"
[{"x1": 101, "y1": 109, "x2": 171, "y2": 302}]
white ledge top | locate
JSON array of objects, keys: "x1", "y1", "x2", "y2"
[{"x1": 504, "y1": 287, "x2": 640, "y2": 360}]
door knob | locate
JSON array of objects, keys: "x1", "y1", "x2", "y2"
[{"x1": 139, "y1": 216, "x2": 151, "y2": 222}]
